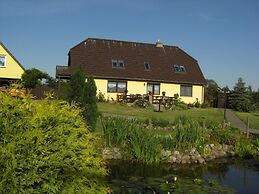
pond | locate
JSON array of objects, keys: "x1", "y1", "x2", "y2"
[{"x1": 106, "y1": 158, "x2": 259, "y2": 194}]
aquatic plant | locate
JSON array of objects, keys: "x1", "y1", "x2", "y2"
[
  {"x1": 173, "y1": 116, "x2": 207, "y2": 149},
  {"x1": 128, "y1": 127, "x2": 162, "y2": 163}
]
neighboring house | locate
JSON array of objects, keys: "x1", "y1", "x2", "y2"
[
  {"x1": 0, "y1": 41, "x2": 25, "y2": 85},
  {"x1": 56, "y1": 38, "x2": 206, "y2": 103}
]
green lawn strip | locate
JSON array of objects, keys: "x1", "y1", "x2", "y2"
[
  {"x1": 235, "y1": 111, "x2": 259, "y2": 130},
  {"x1": 97, "y1": 102, "x2": 224, "y2": 124}
]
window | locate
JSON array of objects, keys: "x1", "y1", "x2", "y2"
[
  {"x1": 180, "y1": 85, "x2": 192, "y2": 97},
  {"x1": 112, "y1": 59, "x2": 124, "y2": 68},
  {"x1": 173, "y1": 64, "x2": 186, "y2": 72},
  {"x1": 107, "y1": 80, "x2": 127, "y2": 93},
  {"x1": 144, "y1": 62, "x2": 151, "y2": 70},
  {"x1": 147, "y1": 83, "x2": 160, "y2": 95},
  {"x1": 0, "y1": 55, "x2": 6, "y2": 67}
]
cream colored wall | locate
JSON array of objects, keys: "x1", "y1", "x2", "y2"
[
  {"x1": 94, "y1": 78, "x2": 204, "y2": 104},
  {"x1": 0, "y1": 45, "x2": 24, "y2": 79},
  {"x1": 160, "y1": 83, "x2": 179, "y2": 97},
  {"x1": 127, "y1": 80, "x2": 146, "y2": 95}
]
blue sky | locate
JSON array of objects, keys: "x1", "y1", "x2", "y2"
[{"x1": 1, "y1": 0, "x2": 259, "y2": 89}]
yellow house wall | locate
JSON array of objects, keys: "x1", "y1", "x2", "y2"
[
  {"x1": 127, "y1": 80, "x2": 146, "y2": 95},
  {"x1": 0, "y1": 45, "x2": 24, "y2": 79},
  {"x1": 94, "y1": 78, "x2": 204, "y2": 104}
]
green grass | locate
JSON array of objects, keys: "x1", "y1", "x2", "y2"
[
  {"x1": 98, "y1": 102, "x2": 224, "y2": 124},
  {"x1": 235, "y1": 111, "x2": 259, "y2": 130}
]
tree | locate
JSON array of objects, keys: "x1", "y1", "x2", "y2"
[
  {"x1": 204, "y1": 79, "x2": 220, "y2": 107},
  {"x1": 228, "y1": 77, "x2": 252, "y2": 112},
  {"x1": 66, "y1": 67, "x2": 98, "y2": 131},
  {"x1": 67, "y1": 66, "x2": 85, "y2": 103},
  {"x1": 81, "y1": 75, "x2": 98, "y2": 131},
  {"x1": 0, "y1": 92, "x2": 107, "y2": 193},
  {"x1": 21, "y1": 68, "x2": 57, "y2": 88}
]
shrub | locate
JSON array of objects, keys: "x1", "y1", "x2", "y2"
[
  {"x1": 234, "y1": 138, "x2": 256, "y2": 158},
  {"x1": 0, "y1": 93, "x2": 107, "y2": 193},
  {"x1": 97, "y1": 91, "x2": 106, "y2": 102},
  {"x1": 210, "y1": 126, "x2": 240, "y2": 145},
  {"x1": 134, "y1": 98, "x2": 150, "y2": 108}
]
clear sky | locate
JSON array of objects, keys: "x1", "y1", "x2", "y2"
[{"x1": 1, "y1": 0, "x2": 259, "y2": 89}]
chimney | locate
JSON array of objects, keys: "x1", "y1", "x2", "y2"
[{"x1": 155, "y1": 39, "x2": 163, "y2": 48}]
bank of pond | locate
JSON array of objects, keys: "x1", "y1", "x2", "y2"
[{"x1": 101, "y1": 116, "x2": 259, "y2": 164}]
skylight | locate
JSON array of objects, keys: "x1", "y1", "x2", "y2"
[{"x1": 144, "y1": 62, "x2": 151, "y2": 70}]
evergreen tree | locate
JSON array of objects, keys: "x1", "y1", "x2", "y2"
[
  {"x1": 229, "y1": 77, "x2": 252, "y2": 112},
  {"x1": 81, "y1": 75, "x2": 98, "y2": 131},
  {"x1": 67, "y1": 66, "x2": 85, "y2": 103}
]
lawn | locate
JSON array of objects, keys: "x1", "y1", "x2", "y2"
[
  {"x1": 235, "y1": 111, "x2": 259, "y2": 130},
  {"x1": 97, "y1": 102, "x2": 224, "y2": 124}
]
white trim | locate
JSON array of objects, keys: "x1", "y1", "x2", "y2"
[{"x1": 0, "y1": 55, "x2": 7, "y2": 68}]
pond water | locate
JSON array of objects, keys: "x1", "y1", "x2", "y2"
[{"x1": 106, "y1": 158, "x2": 259, "y2": 194}]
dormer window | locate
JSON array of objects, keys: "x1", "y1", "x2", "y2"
[
  {"x1": 118, "y1": 60, "x2": 124, "y2": 68},
  {"x1": 173, "y1": 64, "x2": 186, "y2": 72},
  {"x1": 144, "y1": 62, "x2": 151, "y2": 70},
  {"x1": 112, "y1": 59, "x2": 124, "y2": 68}
]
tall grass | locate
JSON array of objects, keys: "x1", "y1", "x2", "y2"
[
  {"x1": 128, "y1": 127, "x2": 162, "y2": 163},
  {"x1": 101, "y1": 116, "x2": 162, "y2": 163},
  {"x1": 173, "y1": 116, "x2": 207, "y2": 149}
]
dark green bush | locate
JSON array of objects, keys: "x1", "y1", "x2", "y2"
[
  {"x1": 0, "y1": 93, "x2": 107, "y2": 193},
  {"x1": 134, "y1": 98, "x2": 150, "y2": 108}
]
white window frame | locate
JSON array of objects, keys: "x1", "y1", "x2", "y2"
[{"x1": 0, "y1": 55, "x2": 6, "y2": 68}]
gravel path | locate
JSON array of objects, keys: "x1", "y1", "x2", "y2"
[{"x1": 220, "y1": 109, "x2": 259, "y2": 135}]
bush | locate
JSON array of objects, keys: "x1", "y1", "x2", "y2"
[
  {"x1": 0, "y1": 93, "x2": 107, "y2": 193},
  {"x1": 210, "y1": 126, "x2": 240, "y2": 145},
  {"x1": 134, "y1": 98, "x2": 150, "y2": 108},
  {"x1": 234, "y1": 138, "x2": 256, "y2": 158}
]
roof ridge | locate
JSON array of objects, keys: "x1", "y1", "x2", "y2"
[
  {"x1": 0, "y1": 41, "x2": 25, "y2": 71},
  {"x1": 69, "y1": 37, "x2": 178, "y2": 51}
]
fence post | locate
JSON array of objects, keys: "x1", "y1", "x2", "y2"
[{"x1": 246, "y1": 117, "x2": 249, "y2": 138}]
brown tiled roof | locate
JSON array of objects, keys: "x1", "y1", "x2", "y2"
[{"x1": 62, "y1": 38, "x2": 205, "y2": 85}]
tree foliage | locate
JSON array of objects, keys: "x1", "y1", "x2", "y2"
[
  {"x1": 204, "y1": 79, "x2": 220, "y2": 107},
  {"x1": 228, "y1": 77, "x2": 252, "y2": 112},
  {"x1": 0, "y1": 93, "x2": 107, "y2": 193},
  {"x1": 66, "y1": 67, "x2": 98, "y2": 131},
  {"x1": 21, "y1": 68, "x2": 56, "y2": 88},
  {"x1": 67, "y1": 66, "x2": 85, "y2": 103},
  {"x1": 81, "y1": 75, "x2": 98, "y2": 131}
]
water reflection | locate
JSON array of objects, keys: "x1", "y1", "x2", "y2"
[{"x1": 106, "y1": 158, "x2": 259, "y2": 194}]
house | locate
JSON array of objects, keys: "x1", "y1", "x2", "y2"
[
  {"x1": 56, "y1": 38, "x2": 206, "y2": 103},
  {"x1": 0, "y1": 41, "x2": 25, "y2": 85}
]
